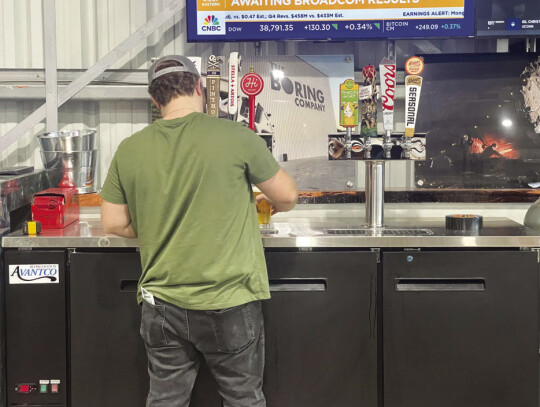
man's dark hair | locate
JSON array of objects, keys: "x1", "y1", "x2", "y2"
[{"x1": 148, "y1": 60, "x2": 199, "y2": 106}]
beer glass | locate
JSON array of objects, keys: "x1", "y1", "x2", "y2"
[{"x1": 253, "y1": 187, "x2": 272, "y2": 228}]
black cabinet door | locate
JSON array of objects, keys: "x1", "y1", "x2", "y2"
[
  {"x1": 69, "y1": 250, "x2": 378, "y2": 407},
  {"x1": 383, "y1": 250, "x2": 539, "y2": 407},
  {"x1": 69, "y1": 252, "x2": 149, "y2": 407},
  {"x1": 263, "y1": 250, "x2": 378, "y2": 407},
  {"x1": 69, "y1": 251, "x2": 221, "y2": 407}
]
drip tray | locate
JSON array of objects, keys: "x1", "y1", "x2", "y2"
[
  {"x1": 324, "y1": 228, "x2": 434, "y2": 236},
  {"x1": 260, "y1": 228, "x2": 279, "y2": 235}
]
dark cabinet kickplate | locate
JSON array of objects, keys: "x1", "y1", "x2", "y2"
[{"x1": 323, "y1": 228, "x2": 434, "y2": 236}]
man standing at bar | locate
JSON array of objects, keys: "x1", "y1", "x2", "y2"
[{"x1": 100, "y1": 55, "x2": 298, "y2": 407}]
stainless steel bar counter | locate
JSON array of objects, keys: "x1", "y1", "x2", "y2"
[
  {"x1": 3, "y1": 214, "x2": 540, "y2": 248},
  {"x1": 3, "y1": 210, "x2": 540, "y2": 407}
]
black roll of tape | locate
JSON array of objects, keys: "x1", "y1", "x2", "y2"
[{"x1": 445, "y1": 214, "x2": 483, "y2": 231}]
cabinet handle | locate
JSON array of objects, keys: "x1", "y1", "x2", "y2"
[
  {"x1": 120, "y1": 280, "x2": 138, "y2": 292},
  {"x1": 120, "y1": 280, "x2": 328, "y2": 292},
  {"x1": 269, "y1": 279, "x2": 327, "y2": 292},
  {"x1": 395, "y1": 278, "x2": 486, "y2": 292}
]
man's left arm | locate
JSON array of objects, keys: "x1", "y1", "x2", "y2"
[
  {"x1": 100, "y1": 145, "x2": 136, "y2": 238},
  {"x1": 101, "y1": 200, "x2": 136, "y2": 238}
]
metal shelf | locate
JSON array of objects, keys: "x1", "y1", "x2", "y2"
[{"x1": 0, "y1": 69, "x2": 229, "y2": 100}]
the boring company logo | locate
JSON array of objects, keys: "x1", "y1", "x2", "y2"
[
  {"x1": 270, "y1": 63, "x2": 326, "y2": 112},
  {"x1": 9, "y1": 264, "x2": 59, "y2": 284},
  {"x1": 202, "y1": 15, "x2": 222, "y2": 32}
]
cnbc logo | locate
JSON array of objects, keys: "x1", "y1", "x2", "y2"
[
  {"x1": 197, "y1": 11, "x2": 225, "y2": 35},
  {"x1": 202, "y1": 15, "x2": 222, "y2": 32},
  {"x1": 204, "y1": 15, "x2": 219, "y2": 26}
]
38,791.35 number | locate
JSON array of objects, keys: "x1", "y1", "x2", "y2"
[{"x1": 259, "y1": 24, "x2": 294, "y2": 32}]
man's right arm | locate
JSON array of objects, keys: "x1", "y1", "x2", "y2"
[{"x1": 255, "y1": 168, "x2": 298, "y2": 213}]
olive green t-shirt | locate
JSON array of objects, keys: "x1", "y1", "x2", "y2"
[{"x1": 100, "y1": 112, "x2": 280, "y2": 310}]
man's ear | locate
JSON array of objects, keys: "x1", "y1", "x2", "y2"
[
  {"x1": 150, "y1": 96, "x2": 161, "y2": 110},
  {"x1": 196, "y1": 78, "x2": 203, "y2": 96}
]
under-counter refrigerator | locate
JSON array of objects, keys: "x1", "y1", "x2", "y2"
[
  {"x1": 3, "y1": 248, "x2": 378, "y2": 407},
  {"x1": 383, "y1": 250, "x2": 539, "y2": 407}
]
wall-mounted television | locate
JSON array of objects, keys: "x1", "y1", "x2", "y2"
[
  {"x1": 415, "y1": 53, "x2": 540, "y2": 189},
  {"x1": 476, "y1": 0, "x2": 540, "y2": 36},
  {"x1": 186, "y1": 0, "x2": 474, "y2": 42}
]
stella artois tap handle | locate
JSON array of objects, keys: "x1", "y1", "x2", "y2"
[
  {"x1": 240, "y1": 67, "x2": 264, "y2": 131},
  {"x1": 228, "y1": 52, "x2": 241, "y2": 120}
]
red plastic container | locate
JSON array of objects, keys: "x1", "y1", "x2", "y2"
[{"x1": 31, "y1": 188, "x2": 79, "y2": 229}]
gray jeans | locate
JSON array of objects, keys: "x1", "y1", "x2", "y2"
[{"x1": 140, "y1": 298, "x2": 266, "y2": 407}]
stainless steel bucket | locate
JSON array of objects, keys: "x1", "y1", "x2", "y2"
[
  {"x1": 40, "y1": 150, "x2": 97, "y2": 169},
  {"x1": 37, "y1": 130, "x2": 96, "y2": 152},
  {"x1": 37, "y1": 129, "x2": 99, "y2": 193},
  {"x1": 39, "y1": 150, "x2": 97, "y2": 194}
]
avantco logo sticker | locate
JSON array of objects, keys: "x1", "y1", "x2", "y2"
[
  {"x1": 9, "y1": 264, "x2": 59, "y2": 284},
  {"x1": 197, "y1": 12, "x2": 225, "y2": 35}
]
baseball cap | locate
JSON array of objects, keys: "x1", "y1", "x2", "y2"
[{"x1": 148, "y1": 55, "x2": 200, "y2": 84}]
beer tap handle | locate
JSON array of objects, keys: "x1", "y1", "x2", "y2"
[
  {"x1": 360, "y1": 65, "x2": 377, "y2": 160},
  {"x1": 228, "y1": 52, "x2": 241, "y2": 121},
  {"x1": 380, "y1": 57, "x2": 396, "y2": 159},
  {"x1": 336, "y1": 78, "x2": 359, "y2": 160}
]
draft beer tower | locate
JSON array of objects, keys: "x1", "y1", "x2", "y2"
[{"x1": 328, "y1": 56, "x2": 426, "y2": 229}]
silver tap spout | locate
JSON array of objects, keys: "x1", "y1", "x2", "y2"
[
  {"x1": 364, "y1": 136, "x2": 372, "y2": 159},
  {"x1": 346, "y1": 127, "x2": 352, "y2": 159},
  {"x1": 383, "y1": 130, "x2": 393, "y2": 159},
  {"x1": 401, "y1": 135, "x2": 412, "y2": 159}
]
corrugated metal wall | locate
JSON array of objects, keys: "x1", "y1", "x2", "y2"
[
  {"x1": 0, "y1": 0, "x2": 284, "y2": 188},
  {"x1": 0, "y1": 100, "x2": 150, "y2": 188},
  {"x1": 0, "y1": 0, "x2": 239, "y2": 70},
  {"x1": 0, "y1": 0, "x2": 493, "y2": 189}
]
